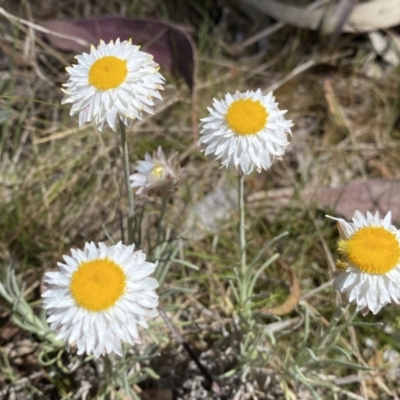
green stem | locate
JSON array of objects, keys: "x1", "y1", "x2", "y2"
[
  {"x1": 238, "y1": 172, "x2": 248, "y2": 308},
  {"x1": 102, "y1": 354, "x2": 113, "y2": 397},
  {"x1": 119, "y1": 119, "x2": 135, "y2": 244},
  {"x1": 238, "y1": 173, "x2": 246, "y2": 274},
  {"x1": 156, "y1": 196, "x2": 168, "y2": 246}
]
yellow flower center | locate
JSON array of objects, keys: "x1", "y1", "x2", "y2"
[
  {"x1": 89, "y1": 56, "x2": 128, "y2": 90},
  {"x1": 149, "y1": 165, "x2": 166, "y2": 182},
  {"x1": 338, "y1": 226, "x2": 400, "y2": 275},
  {"x1": 70, "y1": 258, "x2": 126, "y2": 311},
  {"x1": 226, "y1": 99, "x2": 268, "y2": 135}
]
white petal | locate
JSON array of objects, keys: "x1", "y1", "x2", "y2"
[
  {"x1": 198, "y1": 89, "x2": 292, "y2": 174},
  {"x1": 329, "y1": 210, "x2": 400, "y2": 315},
  {"x1": 62, "y1": 39, "x2": 165, "y2": 131},
  {"x1": 42, "y1": 241, "x2": 159, "y2": 358}
]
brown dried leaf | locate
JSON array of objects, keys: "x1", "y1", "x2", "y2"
[
  {"x1": 302, "y1": 179, "x2": 400, "y2": 223},
  {"x1": 139, "y1": 388, "x2": 173, "y2": 400},
  {"x1": 263, "y1": 262, "x2": 301, "y2": 316},
  {"x1": 40, "y1": 17, "x2": 196, "y2": 90}
]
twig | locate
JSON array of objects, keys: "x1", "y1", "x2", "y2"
[{"x1": 157, "y1": 306, "x2": 224, "y2": 399}]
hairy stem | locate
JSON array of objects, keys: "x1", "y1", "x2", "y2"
[
  {"x1": 237, "y1": 172, "x2": 252, "y2": 310},
  {"x1": 238, "y1": 173, "x2": 246, "y2": 275},
  {"x1": 156, "y1": 196, "x2": 168, "y2": 246},
  {"x1": 119, "y1": 119, "x2": 134, "y2": 243}
]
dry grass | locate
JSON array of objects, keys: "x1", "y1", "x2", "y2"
[{"x1": 1, "y1": 0, "x2": 400, "y2": 399}]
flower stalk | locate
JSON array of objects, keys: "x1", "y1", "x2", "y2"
[
  {"x1": 238, "y1": 173, "x2": 246, "y2": 276},
  {"x1": 238, "y1": 172, "x2": 250, "y2": 310},
  {"x1": 156, "y1": 196, "x2": 168, "y2": 246},
  {"x1": 119, "y1": 118, "x2": 135, "y2": 244}
]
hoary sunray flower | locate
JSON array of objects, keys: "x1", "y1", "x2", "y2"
[
  {"x1": 199, "y1": 89, "x2": 293, "y2": 175},
  {"x1": 62, "y1": 38, "x2": 164, "y2": 131},
  {"x1": 327, "y1": 210, "x2": 400, "y2": 315},
  {"x1": 42, "y1": 241, "x2": 159, "y2": 358},
  {"x1": 130, "y1": 146, "x2": 180, "y2": 196}
]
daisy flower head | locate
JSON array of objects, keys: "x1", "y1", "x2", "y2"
[
  {"x1": 327, "y1": 210, "x2": 400, "y2": 315},
  {"x1": 62, "y1": 38, "x2": 165, "y2": 132},
  {"x1": 42, "y1": 241, "x2": 159, "y2": 358},
  {"x1": 199, "y1": 89, "x2": 293, "y2": 175},
  {"x1": 130, "y1": 146, "x2": 180, "y2": 196}
]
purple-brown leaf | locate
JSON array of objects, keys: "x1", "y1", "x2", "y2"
[
  {"x1": 40, "y1": 20, "x2": 97, "y2": 53},
  {"x1": 303, "y1": 179, "x2": 400, "y2": 223},
  {"x1": 41, "y1": 16, "x2": 196, "y2": 90}
]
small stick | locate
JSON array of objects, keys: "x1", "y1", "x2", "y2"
[{"x1": 158, "y1": 306, "x2": 224, "y2": 398}]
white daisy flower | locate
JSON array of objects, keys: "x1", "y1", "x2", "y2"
[
  {"x1": 199, "y1": 89, "x2": 293, "y2": 175},
  {"x1": 327, "y1": 210, "x2": 400, "y2": 315},
  {"x1": 61, "y1": 38, "x2": 165, "y2": 131},
  {"x1": 130, "y1": 146, "x2": 180, "y2": 196},
  {"x1": 42, "y1": 241, "x2": 159, "y2": 358}
]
